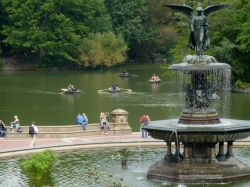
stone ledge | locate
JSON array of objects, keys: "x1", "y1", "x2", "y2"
[{"x1": 4, "y1": 123, "x2": 132, "y2": 138}]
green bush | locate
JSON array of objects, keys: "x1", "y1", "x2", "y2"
[
  {"x1": 78, "y1": 32, "x2": 128, "y2": 67},
  {"x1": 234, "y1": 80, "x2": 247, "y2": 89},
  {"x1": 20, "y1": 150, "x2": 56, "y2": 180}
]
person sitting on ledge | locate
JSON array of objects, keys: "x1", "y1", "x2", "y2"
[
  {"x1": 10, "y1": 115, "x2": 22, "y2": 133},
  {"x1": 75, "y1": 113, "x2": 88, "y2": 130},
  {"x1": 0, "y1": 120, "x2": 7, "y2": 138},
  {"x1": 82, "y1": 113, "x2": 88, "y2": 130},
  {"x1": 100, "y1": 112, "x2": 110, "y2": 135}
]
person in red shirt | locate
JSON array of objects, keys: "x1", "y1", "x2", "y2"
[{"x1": 140, "y1": 114, "x2": 150, "y2": 138}]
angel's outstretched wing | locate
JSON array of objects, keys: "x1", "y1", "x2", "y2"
[
  {"x1": 204, "y1": 3, "x2": 228, "y2": 16},
  {"x1": 164, "y1": 4, "x2": 193, "y2": 19}
]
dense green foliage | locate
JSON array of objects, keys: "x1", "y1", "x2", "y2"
[
  {"x1": 1, "y1": 0, "x2": 113, "y2": 67},
  {"x1": 20, "y1": 150, "x2": 56, "y2": 186},
  {"x1": 79, "y1": 32, "x2": 127, "y2": 67},
  {"x1": 104, "y1": 0, "x2": 157, "y2": 60},
  {"x1": 0, "y1": 0, "x2": 249, "y2": 81}
]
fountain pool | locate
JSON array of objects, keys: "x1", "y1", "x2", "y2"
[{"x1": 0, "y1": 147, "x2": 250, "y2": 187}]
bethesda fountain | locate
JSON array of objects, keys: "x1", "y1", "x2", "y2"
[{"x1": 143, "y1": 1, "x2": 250, "y2": 184}]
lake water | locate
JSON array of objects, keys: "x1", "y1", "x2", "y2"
[{"x1": 0, "y1": 63, "x2": 250, "y2": 131}]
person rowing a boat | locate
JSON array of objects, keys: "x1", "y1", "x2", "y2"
[
  {"x1": 151, "y1": 74, "x2": 160, "y2": 81},
  {"x1": 111, "y1": 82, "x2": 120, "y2": 91},
  {"x1": 68, "y1": 83, "x2": 77, "y2": 91}
]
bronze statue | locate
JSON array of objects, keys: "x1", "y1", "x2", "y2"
[{"x1": 164, "y1": 3, "x2": 227, "y2": 56}]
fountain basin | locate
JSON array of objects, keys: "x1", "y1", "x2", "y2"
[
  {"x1": 143, "y1": 118, "x2": 250, "y2": 143},
  {"x1": 169, "y1": 62, "x2": 231, "y2": 71},
  {"x1": 147, "y1": 158, "x2": 250, "y2": 184},
  {"x1": 143, "y1": 118, "x2": 250, "y2": 183}
]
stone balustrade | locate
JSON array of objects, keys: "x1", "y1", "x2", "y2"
[{"x1": 4, "y1": 109, "x2": 132, "y2": 138}]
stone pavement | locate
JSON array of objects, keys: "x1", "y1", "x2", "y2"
[
  {"x1": 0, "y1": 133, "x2": 163, "y2": 158},
  {"x1": 1, "y1": 132, "x2": 250, "y2": 158}
]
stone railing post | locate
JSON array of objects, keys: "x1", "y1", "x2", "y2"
[{"x1": 110, "y1": 109, "x2": 132, "y2": 135}]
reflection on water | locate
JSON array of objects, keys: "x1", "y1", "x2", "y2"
[{"x1": 0, "y1": 147, "x2": 250, "y2": 187}]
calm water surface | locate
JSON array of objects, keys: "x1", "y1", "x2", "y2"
[
  {"x1": 0, "y1": 64, "x2": 250, "y2": 131},
  {"x1": 0, "y1": 147, "x2": 250, "y2": 187}
]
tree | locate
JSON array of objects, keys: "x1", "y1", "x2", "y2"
[
  {"x1": 78, "y1": 32, "x2": 128, "y2": 67},
  {"x1": 209, "y1": 0, "x2": 250, "y2": 82},
  {"x1": 1, "y1": 0, "x2": 112, "y2": 66},
  {"x1": 104, "y1": 0, "x2": 157, "y2": 61}
]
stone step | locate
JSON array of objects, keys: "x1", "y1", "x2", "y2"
[
  {"x1": 4, "y1": 123, "x2": 132, "y2": 138},
  {"x1": 6, "y1": 123, "x2": 112, "y2": 133}
]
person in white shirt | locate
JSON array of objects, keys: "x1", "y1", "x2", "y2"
[{"x1": 29, "y1": 122, "x2": 39, "y2": 147}]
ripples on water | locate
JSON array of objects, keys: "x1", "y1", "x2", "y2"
[{"x1": 0, "y1": 148, "x2": 250, "y2": 187}]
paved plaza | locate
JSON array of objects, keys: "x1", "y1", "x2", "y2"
[{"x1": 1, "y1": 133, "x2": 250, "y2": 158}]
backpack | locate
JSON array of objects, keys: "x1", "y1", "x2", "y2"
[
  {"x1": 29, "y1": 126, "x2": 35, "y2": 135},
  {"x1": 17, "y1": 127, "x2": 22, "y2": 133}
]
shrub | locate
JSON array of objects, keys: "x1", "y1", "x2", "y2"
[
  {"x1": 20, "y1": 150, "x2": 56, "y2": 180},
  {"x1": 234, "y1": 80, "x2": 247, "y2": 89},
  {"x1": 78, "y1": 32, "x2": 128, "y2": 67}
]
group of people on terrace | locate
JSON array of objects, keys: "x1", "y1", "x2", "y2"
[
  {"x1": 75, "y1": 112, "x2": 110, "y2": 135},
  {"x1": 75, "y1": 113, "x2": 88, "y2": 130},
  {"x1": 1, "y1": 111, "x2": 151, "y2": 140},
  {"x1": 0, "y1": 115, "x2": 39, "y2": 146}
]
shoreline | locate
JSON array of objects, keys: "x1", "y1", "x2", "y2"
[{"x1": 232, "y1": 87, "x2": 250, "y2": 94}]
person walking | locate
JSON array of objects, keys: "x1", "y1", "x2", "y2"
[{"x1": 29, "y1": 122, "x2": 39, "y2": 147}]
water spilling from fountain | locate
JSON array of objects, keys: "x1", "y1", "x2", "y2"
[{"x1": 143, "y1": 2, "x2": 250, "y2": 184}]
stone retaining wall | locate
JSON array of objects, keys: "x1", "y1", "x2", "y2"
[{"x1": 5, "y1": 123, "x2": 132, "y2": 138}]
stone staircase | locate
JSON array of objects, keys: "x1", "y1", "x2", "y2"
[{"x1": 5, "y1": 123, "x2": 132, "y2": 138}]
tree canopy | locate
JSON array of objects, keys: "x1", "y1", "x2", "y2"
[
  {"x1": 0, "y1": 0, "x2": 249, "y2": 82},
  {"x1": 1, "y1": 0, "x2": 113, "y2": 66},
  {"x1": 78, "y1": 32, "x2": 127, "y2": 67}
]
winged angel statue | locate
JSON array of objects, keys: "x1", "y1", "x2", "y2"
[{"x1": 164, "y1": 3, "x2": 227, "y2": 56}]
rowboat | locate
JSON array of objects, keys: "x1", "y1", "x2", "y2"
[
  {"x1": 148, "y1": 78, "x2": 161, "y2": 83},
  {"x1": 61, "y1": 88, "x2": 81, "y2": 94}
]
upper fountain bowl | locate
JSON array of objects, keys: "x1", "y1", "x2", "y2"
[{"x1": 169, "y1": 55, "x2": 231, "y2": 71}]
